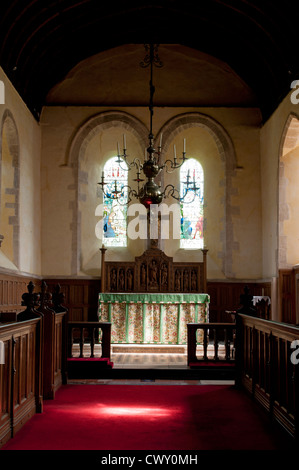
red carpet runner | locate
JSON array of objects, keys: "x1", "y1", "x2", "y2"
[{"x1": 2, "y1": 384, "x2": 294, "y2": 450}]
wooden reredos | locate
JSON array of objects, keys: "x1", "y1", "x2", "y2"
[{"x1": 100, "y1": 246, "x2": 208, "y2": 293}]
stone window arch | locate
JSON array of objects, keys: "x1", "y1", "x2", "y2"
[
  {"x1": 66, "y1": 111, "x2": 148, "y2": 275},
  {"x1": 0, "y1": 109, "x2": 20, "y2": 268},
  {"x1": 156, "y1": 112, "x2": 237, "y2": 278},
  {"x1": 180, "y1": 158, "x2": 204, "y2": 249},
  {"x1": 102, "y1": 156, "x2": 128, "y2": 247},
  {"x1": 278, "y1": 112, "x2": 299, "y2": 268}
]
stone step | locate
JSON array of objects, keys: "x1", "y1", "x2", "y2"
[{"x1": 112, "y1": 345, "x2": 186, "y2": 354}]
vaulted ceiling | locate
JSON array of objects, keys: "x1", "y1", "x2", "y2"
[{"x1": 0, "y1": 0, "x2": 298, "y2": 122}]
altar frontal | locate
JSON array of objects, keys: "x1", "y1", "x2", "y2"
[{"x1": 98, "y1": 292, "x2": 209, "y2": 344}]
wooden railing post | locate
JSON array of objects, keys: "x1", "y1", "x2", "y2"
[
  {"x1": 187, "y1": 324, "x2": 197, "y2": 364},
  {"x1": 100, "y1": 245, "x2": 107, "y2": 293},
  {"x1": 224, "y1": 328, "x2": 231, "y2": 361},
  {"x1": 235, "y1": 313, "x2": 243, "y2": 389},
  {"x1": 67, "y1": 321, "x2": 112, "y2": 361},
  {"x1": 213, "y1": 328, "x2": 219, "y2": 360},
  {"x1": 101, "y1": 323, "x2": 111, "y2": 360}
]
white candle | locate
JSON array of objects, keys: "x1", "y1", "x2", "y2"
[
  {"x1": 160, "y1": 133, "x2": 163, "y2": 147},
  {"x1": 174, "y1": 144, "x2": 176, "y2": 159},
  {"x1": 123, "y1": 134, "x2": 126, "y2": 149},
  {"x1": 183, "y1": 138, "x2": 186, "y2": 153},
  {"x1": 117, "y1": 142, "x2": 120, "y2": 155}
]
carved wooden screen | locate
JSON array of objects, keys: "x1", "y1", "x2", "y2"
[{"x1": 103, "y1": 247, "x2": 207, "y2": 293}]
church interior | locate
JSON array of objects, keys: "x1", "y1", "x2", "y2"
[{"x1": 0, "y1": 0, "x2": 299, "y2": 453}]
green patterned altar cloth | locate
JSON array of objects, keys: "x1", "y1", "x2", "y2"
[{"x1": 98, "y1": 293, "x2": 209, "y2": 344}]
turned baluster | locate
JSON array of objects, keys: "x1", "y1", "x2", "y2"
[
  {"x1": 68, "y1": 327, "x2": 74, "y2": 358},
  {"x1": 89, "y1": 327, "x2": 95, "y2": 358},
  {"x1": 79, "y1": 328, "x2": 84, "y2": 358},
  {"x1": 225, "y1": 328, "x2": 231, "y2": 361},
  {"x1": 203, "y1": 328, "x2": 209, "y2": 361},
  {"x1": 213, "y1": 328, "x2": 219, "y2": 361}
]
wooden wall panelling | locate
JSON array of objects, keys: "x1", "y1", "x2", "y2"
[
  {"x1": 12, "y1": 321, "x2": 40, "y2": 437},
  {"x1": 0, "y1": 272, "x2": 41, "y2": 314},
  {"x1": 207, "y1": 281, "x2": 272, "y2": 324},
  {"x1": 236, "y1": 314, "x2": 299, "y2": 439},
  {"x1": 0, "y1": 331, "x2": 13, "y2": 447},
  {"x1": 0, "y1": 319, "x2": 42, "y2": 447},
  {"x1": 44, "y1": 279, "x2": 100, "y2": 323},
  {"x1": 40, "y1": 278, "x2": 273, "y2": 328},
  {"x1": 279, "y1": 270, "x2": 296, "y2": 324}
]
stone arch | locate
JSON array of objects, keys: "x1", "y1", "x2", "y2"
[
  {"x1": 66, "y1": 111, "x2": 149, "y2": 275},
  {"x1": 0, "y1": 109, "x2": 20, "y2": 267},
  {"x1": 278, "y1": 112, "x2": 299, "y2": 268},
  {"x1": 155, "y1": 112, "x2": 238, "y2": 277}
]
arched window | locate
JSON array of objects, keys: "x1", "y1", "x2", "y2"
[
  {"x1": 102, "y1": 157, "x2": 128, "y2": 247},
  {"x1": 180, "y1": 158, "x2": 204, "y2": 249}
]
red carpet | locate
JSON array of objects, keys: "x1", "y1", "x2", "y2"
[{"x1": 1, "y1": 384, "x2": 295, "y2": 451}]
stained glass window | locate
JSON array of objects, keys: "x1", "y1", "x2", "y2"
[
  {"x1": 180, "y1": 158, "x2": 204, "y2": 249},
  {"x1": 102, "y1": 157, "x2": 128, "y2": 247}
]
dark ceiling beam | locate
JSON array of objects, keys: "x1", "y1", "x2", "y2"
[{"x1": 0, "y1": 0, "x2": 298, "y2": 121}]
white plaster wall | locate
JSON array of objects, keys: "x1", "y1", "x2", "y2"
[
  {"x1": 40, "y1": 105, "x2": 262, "y2": 280},
  {"x1": 260, "y1": 89, "x2": 299, "y2": 277},
  {"x1": 0, "y1": 68, "x2": 41, "y2": 275}
]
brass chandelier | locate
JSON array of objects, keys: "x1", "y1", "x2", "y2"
[{"x1": 98, "y1": 44, "x2": 200, "y2": 209}]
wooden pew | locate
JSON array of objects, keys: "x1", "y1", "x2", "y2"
[
  {"x1": 36, "y1": 282, "x2": 67, "y2": 399},
  {"x1": 0, "y1": 281, "x2": 69, "y2": 448},
  {"x1": 235, "y1": 313, "x2": 299, "y2": 441},
  {"x1": 0, "y1": 317, "x2": 42, "y2": 448}
]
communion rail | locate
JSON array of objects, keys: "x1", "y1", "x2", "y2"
[
  {"x1": 67, "y1": 321, "x2": 111, "y2": 360},
  {"x1": 187, "y1": 322, "x2": 236, "y2": 365},
  {"x1": 67, "y1": 321, "x2": 113, "y2": 378}
]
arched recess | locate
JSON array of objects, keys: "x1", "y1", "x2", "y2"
[
  {"x1": 0, "y1": 109, "x2": 20, "y2": 268},
  {"x1": 66, "y1": 111, "x2": 149, "y2": 275},
  {"x1": 155, "y1": 112, "x2": 238, "y2": 277},
  {"x1": 278, "y1": 112, "x2": 299, "y2": 268}
]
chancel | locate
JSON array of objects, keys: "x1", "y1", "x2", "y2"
[{"x1": 0, "y1": 0, "x2": 299, "y2": 453}]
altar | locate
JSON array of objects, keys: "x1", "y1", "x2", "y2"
[{"x1": 98, "y1": 292, "x2": 209, "y2": 345}]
